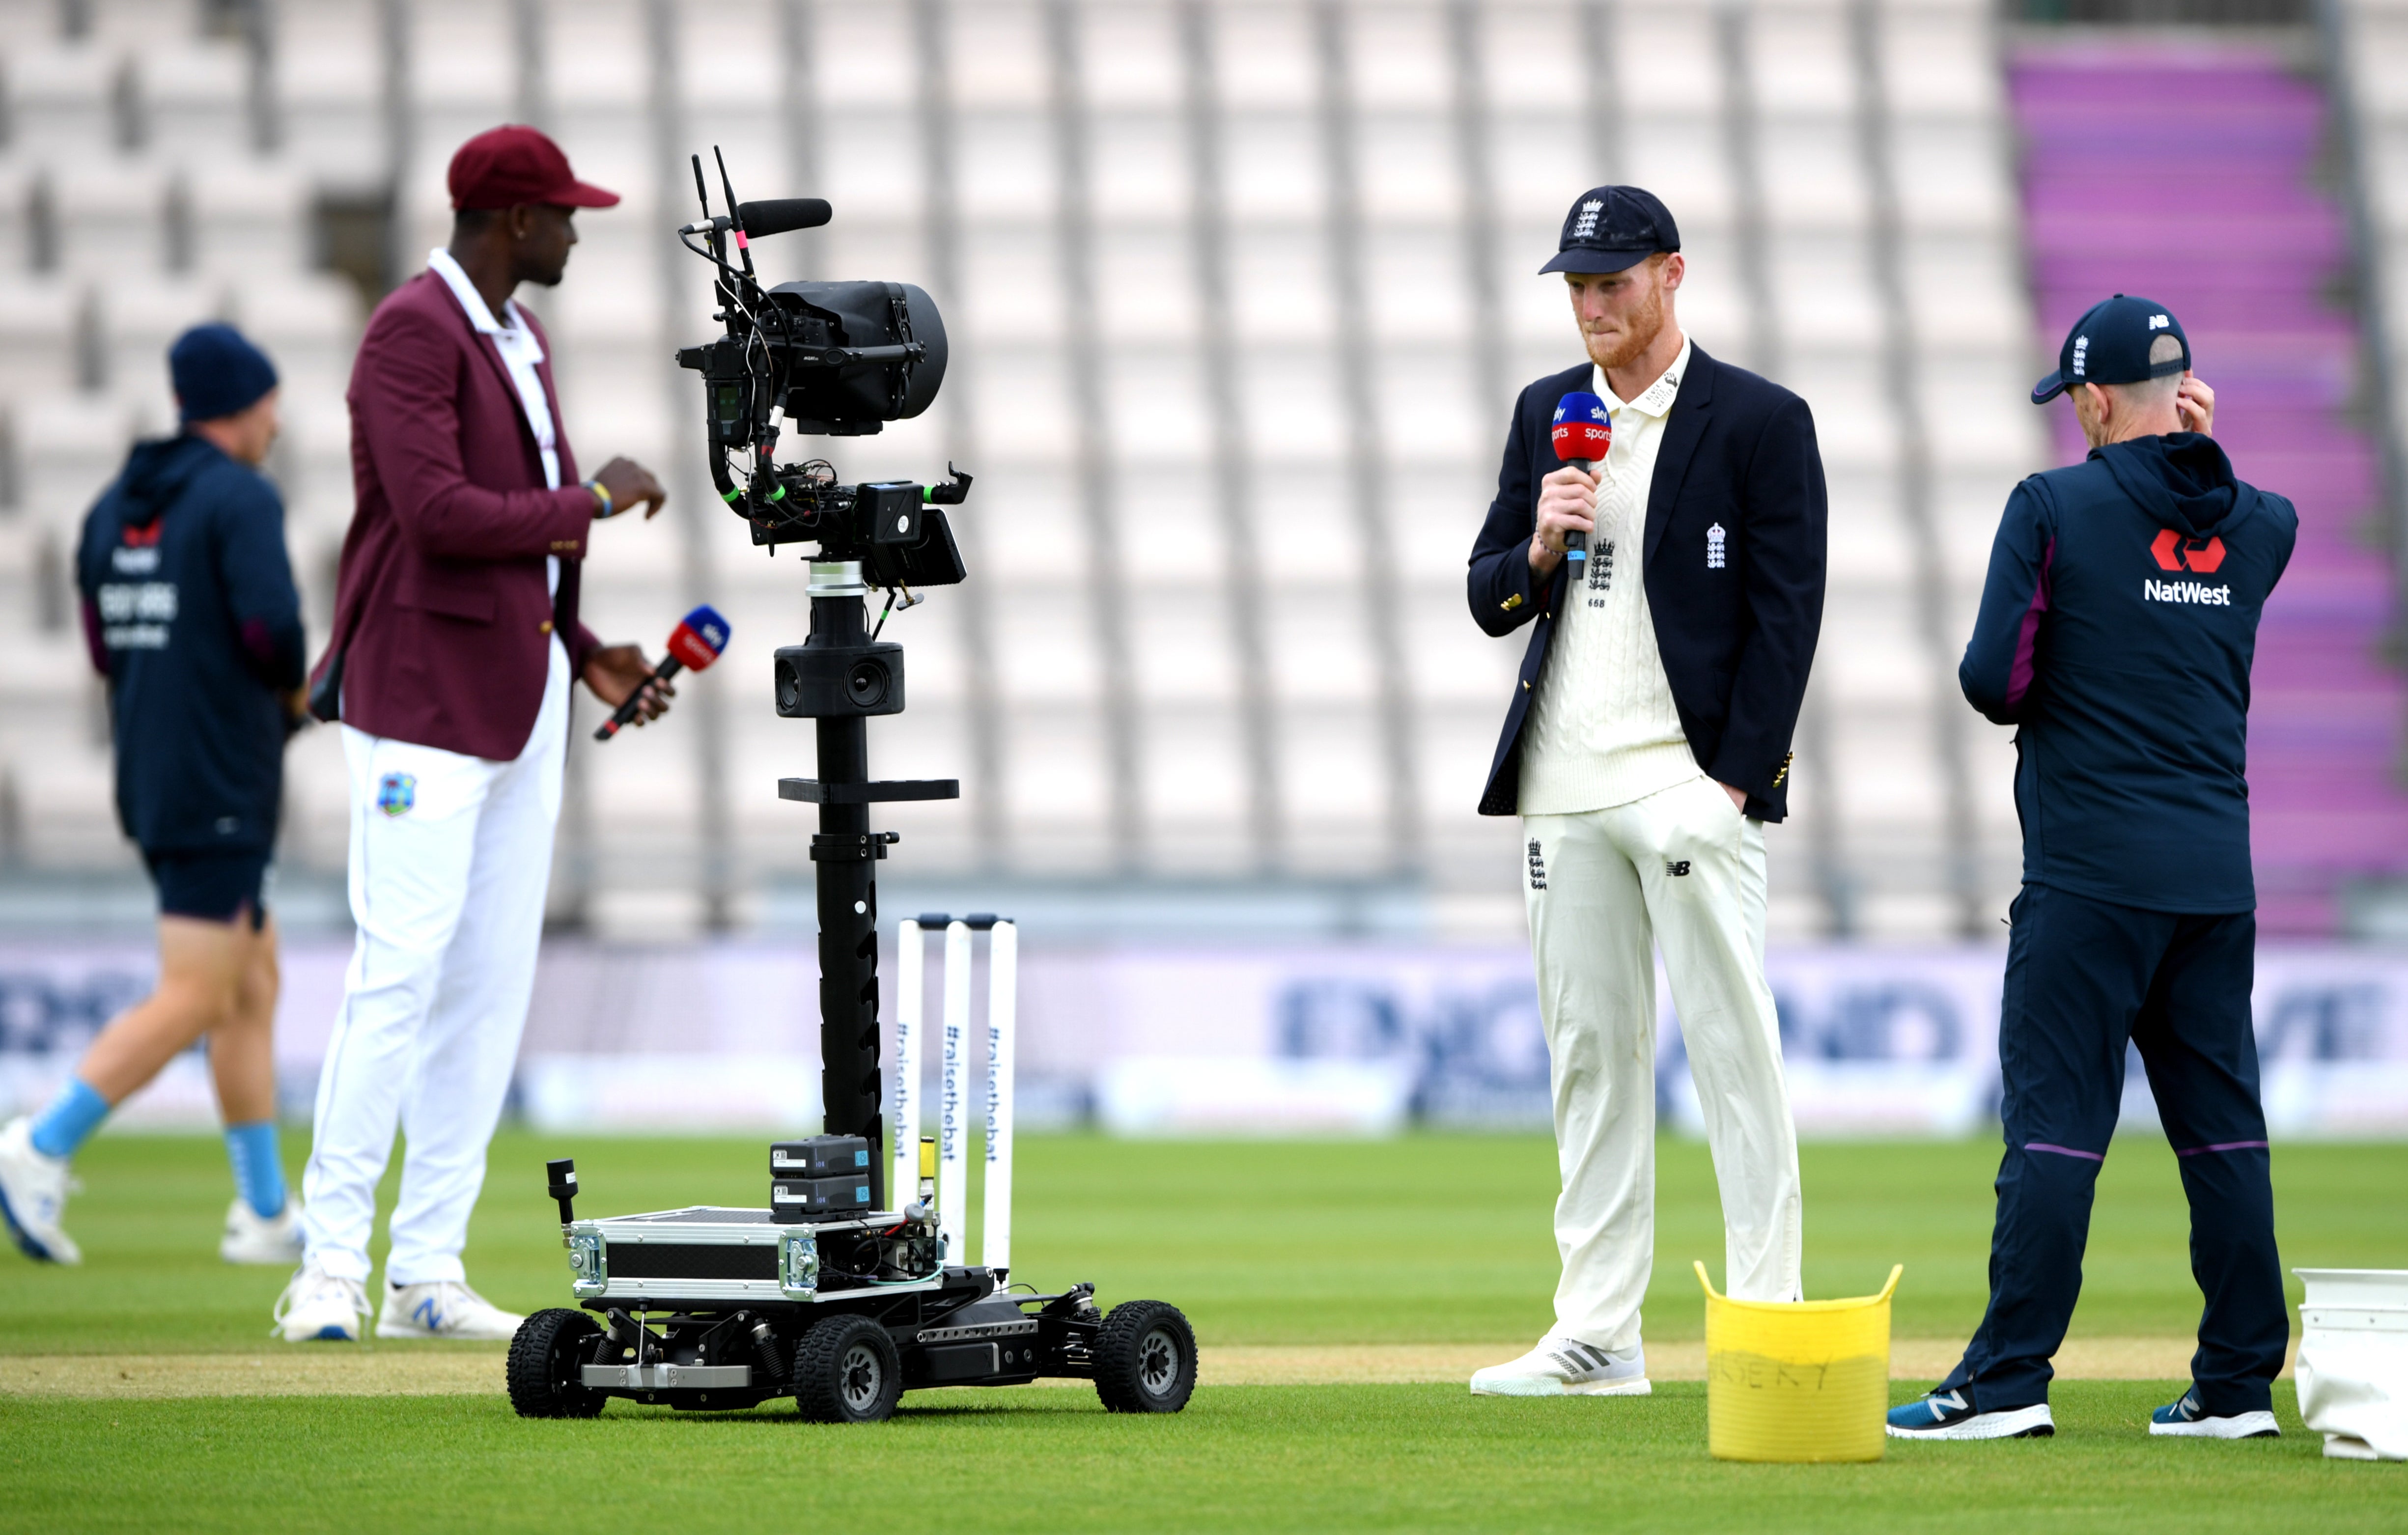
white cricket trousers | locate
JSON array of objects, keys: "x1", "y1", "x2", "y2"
[
  {"x1": 300, "y1": 641, "x2": 568, "y2": 1285},
  {"x1": 1523, "y1": 773, "x2": 1803, "y2": 1350}
]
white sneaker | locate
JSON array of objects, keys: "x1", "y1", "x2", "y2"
[
  {"x1": 273, "y1": 1262, "x2": 370, "y2": 1342},
  {"x1": 2150, "y1": 1388, "x2": 2280, "y2": 1440},
  {"x1": 221, "y1": 1196, "x2": 304, "y2": 1265},
  {"x1": 376, "y1": 1278, "x2": 525, "y2": 1340},
  {"x1": 1471, "y1": 1336, "x2": 1652, "y2": 1397},
  {"x1": 0, "y1": 1117, "x2": 81, "y2": 1265}
]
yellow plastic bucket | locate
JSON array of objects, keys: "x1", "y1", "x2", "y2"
[{"x1": 1696, "y1": 1260, "x2": 1903, "y2": 1463}]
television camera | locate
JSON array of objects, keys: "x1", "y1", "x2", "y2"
[{"x1": 504, "y1": 153, "x2": 1195, "y2": 1425}]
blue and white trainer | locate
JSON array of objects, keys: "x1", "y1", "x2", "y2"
[
  {"x1": 1887, "y1": 1389, "x2": 2054, "y2": 1439},
  {"x1": 2150, "y1": 1388, "x2": 2278, "y2": 1439},
  {"x1": 1470, "y1": 1336, "x2": 1651, "y2": 1397},
  {"x1": 376, "y1": 1278, "x2": 525, "y2": 1341},
  {"x1": 273, "y1": 1262, "x2": 369, "y2": 1342},
  {"x1": 0, "y1": 1116, "x2": 81, "y2": 1265}
]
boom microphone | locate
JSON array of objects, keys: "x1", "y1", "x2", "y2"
[
  {"x1": 594, "y1": 604, "x2": 731, "y2": 741},
  {"x1": 1550, "y1": 391, "x2": 1612, "y2": 575},
  {"x1": 734, "y1": 198, "x2": 833, "y2": 239}
]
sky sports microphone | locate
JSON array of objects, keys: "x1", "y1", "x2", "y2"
[
  {"x1": 594, "y1": 604, "x2": 730, "y2": 741},
  {"x1": 1550, "y1": 391, "x2": 1612, "y2": 573}
]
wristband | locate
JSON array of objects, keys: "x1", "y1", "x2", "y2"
[{"x1": 586, "y1": 478, "x2": 613, "y2": 518}]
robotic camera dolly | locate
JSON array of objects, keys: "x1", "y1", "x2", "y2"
[{"x1": 505, "y1": 152, "x2": 1195, "y2": 1424}]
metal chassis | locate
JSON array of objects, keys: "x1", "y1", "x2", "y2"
[{"x1": 564, "y1": 1267, "x2": 1101, "y2": 1411}]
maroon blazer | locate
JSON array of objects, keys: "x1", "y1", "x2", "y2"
[{"x1": 309, "y1": 270, "x2": 603, "y2": 760}]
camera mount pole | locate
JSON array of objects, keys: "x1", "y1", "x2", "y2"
[{"x1": 803, "y1": 560, "x2": 889, "y2": 1210}]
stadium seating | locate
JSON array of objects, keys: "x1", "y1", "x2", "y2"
[{"x1": 0, "y1": 0, "x2": 2394, "y2": 941}]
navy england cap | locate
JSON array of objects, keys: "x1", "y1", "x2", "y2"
[
  {"x1": 1539, "y1": 185, "x2": 1681, "y2": 276},
  {"x1": 2032, "y1": 294, "x2": 2190, "y2": 404}
]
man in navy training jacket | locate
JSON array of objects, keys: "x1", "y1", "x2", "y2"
[
  {"x1": 0, "y1": 323, "x2": 307, "y2": 1268},
  {"x1": 1889, "y1": 296, "x2": 2294, "y2": 1443},
  {"x1": 1464, "y1": 186, "x2": 1825, "y2": 1398}
]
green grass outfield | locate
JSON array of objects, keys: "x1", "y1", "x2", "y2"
[{"x1": 2, "y1": 1132, "x2": 2404, "y2": 1531}]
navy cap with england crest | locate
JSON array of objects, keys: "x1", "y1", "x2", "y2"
[
  {"x1": 2031, "y1": 293, "x2": 2191, "y2": 404},
  {"x1": 1539, "y1": 185, "x2": 1681, "y2": 275}
]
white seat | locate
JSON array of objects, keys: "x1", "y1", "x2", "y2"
[
  {"x1": 5, "y1": 45, "x2": 116, "y2": 161},
  {"x1": 1210, "y1": 6, "x2": 1317, "y2": 111},
  {"x1": 406, "y1": 1, "x2": 516, "y2": 177},
  {"x1": 272, "y1": 0, "x2": 388, "y2": 192},
  {"x1": 53, "y1": 157, "x2": 171, "y2": 278},
  {"x1": 188, "y1": 161, "x2": 314, "y2": 279},
  {"x1": 1748, "y1": 4, "x2": 1856, "y2": 118},
  {"x1": 88, "y1": 0, "x2": 202, "y2": 43},
  {"x1": 810, "y1": 2, "x2": 919, "y2": 110},
  {"x1": 227, "y1": 274, "x2": 362, "y2": 410},
  {"x1": 17, "y1": 394, "x2": 135, "y2": 540},
  {"x1": 0, "y1": 277, "x2": 82, "y2": 399},
  {"x1": 1078, "y1": 1, "x2": 1183, "y2": 114},
  {"x1": 1618, "y1": 9, "x2": 1726, "y2": 116},
  {"x1": 136, "y1": 41, "x2": 252, "y2": 165},
  {"x1": 949, "y1": 3, "x2": 1049, "y2": 112}
]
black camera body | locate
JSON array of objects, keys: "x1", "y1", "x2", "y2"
[{"x1": 672, "y1": 181, "x2": 970, "y2": 581}]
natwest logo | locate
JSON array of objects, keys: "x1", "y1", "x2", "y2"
[{"x1": 2150, "y1": 528, "x2": 2225, "y2": 574}]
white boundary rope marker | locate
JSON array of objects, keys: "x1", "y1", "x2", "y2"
[
  {"x1": 937, "y1": 917, "x2": 974, "y2": 1262},
  {"x1": 982, "y1": 918, "x2": 1017, "y2": 1277},
  {"x1": 891, "y1": 918, "x2": 926, "y2": 1215}
]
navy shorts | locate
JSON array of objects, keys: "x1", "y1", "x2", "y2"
[{"x1": 143, "y1": 848, "x2": 270, "y2": 931}]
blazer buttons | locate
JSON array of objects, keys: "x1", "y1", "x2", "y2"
[
  {"x1": 539, "y1": 620, "x2": 554, "y2": 634},
  {"x1": 1522, "y1": 680, "x2": 1531, "y2": 691},
  {"x1": 1501, "y1": 593, "x2": 1523, "y2": 612}
]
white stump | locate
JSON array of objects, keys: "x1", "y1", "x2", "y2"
[
  {"x1": 891, "y1": 919, "x2": 925, "y2": 1214},
  {"x1": 982, "y1": 920, "x2": 1017, "y2": 1275},
  {"x1": 938, "y1": 918, "x2": 973, "y2": 1263}
]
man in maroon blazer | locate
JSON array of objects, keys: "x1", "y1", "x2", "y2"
[{"x1": 280, "y1": 126, "x2": 670, "y2": 1343}]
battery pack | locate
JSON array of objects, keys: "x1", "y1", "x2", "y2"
[
  {"x1": 772, "y1": 1175, "x2": 875, "y2": 1218},
  {"x1": 770, "y1": 1136, "x2": 872, "y2": 1179}
]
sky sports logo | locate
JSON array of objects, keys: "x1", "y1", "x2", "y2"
[{"x1": 2144, "y1": 579, "x2": 2232, "y2": 606}]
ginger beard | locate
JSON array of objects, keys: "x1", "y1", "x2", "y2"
[{"x1": 1580, "y1": 259, "x2": 1670, "y2": 374}]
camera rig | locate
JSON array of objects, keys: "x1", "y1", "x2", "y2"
[{"x1": 506, "y1": 153, "x2": 1194, "y2": 1424}]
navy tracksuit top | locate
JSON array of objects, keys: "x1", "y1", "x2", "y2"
[
  {"x1": 76, "y1": 435, "x2": 306, "y2": 855},
  {"x1": 1959, "y1": 432, "x2": 2295, "y2": 914}
]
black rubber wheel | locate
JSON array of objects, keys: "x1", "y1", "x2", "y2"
[
  {"x1": 1093, "y1": 1300, "x2": 1196, "y2": 1414},
  {"x1": 792, "y1": 1314, "x2": 903, "y2": 1423},
  {"x1": 506, "y1": 1308, "x2": 607, "y2": 1419}
]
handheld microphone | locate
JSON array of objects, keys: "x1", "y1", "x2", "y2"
[
  {"x1": 1550, "y1": 392, "x2": 1612, "y2": 573},
  {"x1": 594, "y1": 604, "x2": 730, "y2": 741}
]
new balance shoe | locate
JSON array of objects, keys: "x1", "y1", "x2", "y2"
[
  {"x1": 377, "y1": 1278, "x2": 525, "y2": 1341},
  {"x1": 2150, "y1": 1388, "x2": 2279, "y2": 1440},
  {"x1": 273, "y1": 1263, "x2": 370, "y2": 1342},
  {"x1": 1887, "y1": 1390, "x2": 2054, "y2": 1439},
  {"x1": 1470, "y1": 1336, "x2": 1651, "y2": 1397},
  {"x1": 0, "y1": 1116, "x2": 81, "y2": 1265},
  {"x1": 220, "y1": 1196, "x2": 304, "y2": 1265}
]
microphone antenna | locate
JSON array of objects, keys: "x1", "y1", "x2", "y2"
[{"x1": 715, "y1": 145, "x2": 756, "y2": 278}]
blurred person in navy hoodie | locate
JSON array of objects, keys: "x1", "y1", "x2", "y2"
[{"x1": 0, "y1": 323, "x2": 306, "y2": 1269}]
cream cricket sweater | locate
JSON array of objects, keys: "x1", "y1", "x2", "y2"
[{"x1": 1517, "y1": 336, "x2": 1706, "y2": 815}]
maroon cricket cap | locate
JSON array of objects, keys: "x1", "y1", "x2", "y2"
[{"x1": 448, "y1": 125, "x2": 621, "y2": 212}]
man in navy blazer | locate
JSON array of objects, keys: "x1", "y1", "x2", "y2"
[
  {"x1": 1466, "y1": 187, "x2": 1826, "y2": 1399},
  {"x1": 280, "y1": 126, "x2": 670, "y2": 1344}
]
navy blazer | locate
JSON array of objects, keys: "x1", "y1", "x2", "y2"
[{"x1": 1466, "y1": 344, "x2": 1827, "y2": 821}]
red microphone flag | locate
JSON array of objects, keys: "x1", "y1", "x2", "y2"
[{"x1": 1551, "y1": 391, "x2": 1612, "y2": 465}]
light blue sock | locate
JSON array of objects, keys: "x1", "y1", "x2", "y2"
[
  {"x1": 223, "y1": 1120, "x2": 287, "y2": 1220},
  {"x1": 28, "y1": 1078, "x2": 109, "y2": 1160}
]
